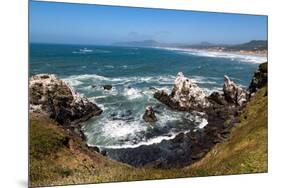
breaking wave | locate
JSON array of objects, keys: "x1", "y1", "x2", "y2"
[{"x1": 63, "y1": 73, "x2": 220, "y2": 88}]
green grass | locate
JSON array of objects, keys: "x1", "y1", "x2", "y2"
[
  {"x1": 183, "y1": 86, "x2": 268, "y2": 175},
  {"x1": 29, "y1": 87, "x2": 268, "y2": 187}
]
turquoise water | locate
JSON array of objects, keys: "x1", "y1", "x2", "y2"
[{"x1": 29, "y1": 43, "x2": 266, "y2": 148}]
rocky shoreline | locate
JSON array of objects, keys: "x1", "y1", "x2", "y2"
[
  {"x1": 29, "y1": 62, "x2": 267, "y2": 168},
  {"x1": 105, "y1": 71, "x2": 250, "y2": 167},
  {"x1": 29, "y1": 74, "x2": 103, "y2": 138}
]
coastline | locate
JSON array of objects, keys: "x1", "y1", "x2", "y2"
[
  {"x1": 154, "y1": 46, "x2": 267, "y2": 64},
  {"x1": 28, "y1": 62, "x2": 267, "y2": 168},
  {"x1": 29, "y1": 75, "x2": 268, "y2": 187}
]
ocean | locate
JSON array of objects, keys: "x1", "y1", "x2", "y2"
[{"x1": 29, "y1": 43, "x2": 267, "y2": 149}]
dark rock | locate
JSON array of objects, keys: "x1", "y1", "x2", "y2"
[
  {"x1": 91, "y1": 85, "x2": 96, "y2": 88},
  {"x1": 101, "y1": 150, "x2": 107, "y2": 156},
  {"x1": 88, "y1": 146, "x2": 100, "y2": 153},
  {"x1": 208, "y1": 91, "x2": 227, "y2": 105},
  {"x1": 103, "y1": 85, "x2": 112, "y2": 90},
  {"x1": 249, "y1": 62, "x2": 268, "y2": 93},
  {"x1": 143, "y1": 106, "x2": 157, "y2": 122},
  {"x1": 172, "y1": 132, "x2": 185, "y2": 143}
]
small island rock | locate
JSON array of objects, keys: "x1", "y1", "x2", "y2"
[
  {"x1": 103, "y1": 85, "x2": 113, "y2": 90},
  {"x1": 154, "y1": 72, "x2": 209, "y2": 111},
  {"x1": 143, "y1": 106, "x2": 158, "y2": 122}
]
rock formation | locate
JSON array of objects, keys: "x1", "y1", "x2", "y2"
[
  {"x1": 208, "y1": 91, "x2": 227, "y2": 106},
  {"x1": 29, "y1": 74, "x2": 103, "y2": 125},
  {"x1": 154, "y1": 72, "x2": 209, "y2": 111},
  {"x1": 223, "y1": 75, "x2": 248, "y2": 106},
  {"x1": 103, "y1": 85, "x2": 113, "y2": 90},
  {"x1": 143, "y1": 106, "x2": 157, "y2": 122},
  {"x1": 249, "y1": 62, "x2": 268, "y2": 93}
]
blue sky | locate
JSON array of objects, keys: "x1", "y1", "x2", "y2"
[{"x1": 29, "y1": 1, "x2": 267, "y2": 45}]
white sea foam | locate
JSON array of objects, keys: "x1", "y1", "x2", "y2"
[
  {"x1": 63, "y1": 73, "x2": 218, "y2": 88},
  {"x1": 62, "y1": 78, "x2": 83, "y2": 86},
  {"x1": 93, "y1": 133, "x2": 178, "y2": 149},
  {"x1": 124, "y1": 87, "x2": 143, "y2": 100},
  {"x1": 198, "y1": 118, "x2": 208, "y2": 129},
  {"x1": 190, "y1": 75, "x2": 218, "y2": 85},
  {"x1": 101, "y1": 120, "x2": 147, "y2": 139},
  {"x1": 72, "y1": 48, "x2": 111, "y2": 54},
  {"x1": 156, "y1": 47, "x2": 267, "y2": 64}
]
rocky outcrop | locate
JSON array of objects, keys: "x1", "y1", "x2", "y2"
[
  {"x1": 29, "y1": 74, "x2": 103, "y2": 126},
  {"x1": 154, "y1": 72, "x2": 209, "y2": 111},
  {"x1": 223, "y1": 75, "x2": 249, "y2": 106},
  {"x1": 208, "y1": 91, "x2": 227, "y2": 106},
  {"x1": 103, "y1": 85, "x2": 113, "y2": 90},
  {"x1": 249, "y1": 62, "x2": 268, "y2": 93},
  {"x1": 143, "y1": 106, "x2": 157, "y2": 122},
  {"x1": 104, "y1": 65, "x2": 267, "y2": 168}
]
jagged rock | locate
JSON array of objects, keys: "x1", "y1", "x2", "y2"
[
  {"x1": 208, "y1": 91, "x2": 227, "y2": 105},
  {"x1": 154, "y1": 72, "x2": 209, "y2": 110},
  {"x1": 249, "y1": 62, "x2": 268, "y2": 93},
  {"x1": 103, "y1": 85, "x2": 112, "y2": 90},
  {"x1": 172, "y1": 72, "x2": 210, "y2": 109},
  {"x1": 223, "y1": 75, "x2": 248, "y2": 106},
  {"x1": 143, "y1": 106, "x2": 157, "y2": 122},
  {"x1": 29, "y1": 74, "x2": 103, "y2": 125}
]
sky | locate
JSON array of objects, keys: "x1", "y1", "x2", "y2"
[{"x1": 29, "y1": 1, "x2": 267, "y2": 45}]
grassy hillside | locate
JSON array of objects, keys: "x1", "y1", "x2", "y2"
[
  {"x1": 184, "y1": 86, "x2": 268, "y2": 175},
  {"x1": 29, "y1": 87, "x2": 267, "y2": 187}
]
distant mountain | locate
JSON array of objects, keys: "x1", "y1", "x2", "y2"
[
  {"x1": 177, "y1": 40, "x2": 267, "y2": 52},
  {"x1": 114, "y1": 40, "x2": 159, "y2": 47},
  {"x1": 113, "y1": 39, "x2": 267, "y2": 52},
  {"x1": 225, "y1": 40, "x2": 267, "y2": 51}
]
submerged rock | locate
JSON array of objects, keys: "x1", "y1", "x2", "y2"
[
  {"x1": 103, "y1": 85, "x2": 113, "y2": 90},
  {"x1": 154, "y1": 72, "x2": 209, "y2": 111},
  {"x1": 29, "y1": 74, "x2": 103, "y2": 126},
  {"x1": 143, "y1": 106, "x2": 157, "y2": 122},
  {"x1": 223, "y1": 75, "x2": 249, "y2": 106}
]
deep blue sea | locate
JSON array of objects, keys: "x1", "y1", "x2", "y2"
[{"x1": 29, "y1": 43, "x2": 267, "y2": 149}]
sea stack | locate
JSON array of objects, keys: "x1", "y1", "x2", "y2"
[
  {"x1": 29, "y1": 74, "x2": 103, "y2": 125},
  {"x1": 143, "y1": 106, "x2": 157, "y2": 122},
  {"x1": 154, "y1": 72, "x2": 209, "y2": 111},
  {"x1": 103, "y1": 84, "x2": 113, "y2": 90}
]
